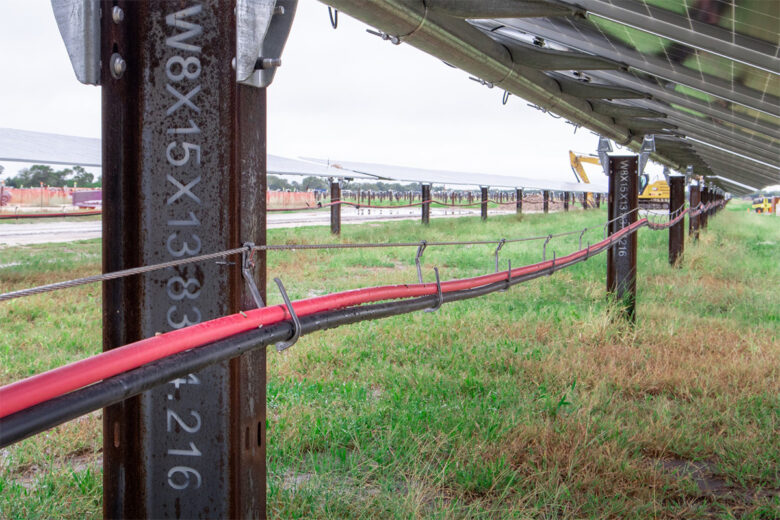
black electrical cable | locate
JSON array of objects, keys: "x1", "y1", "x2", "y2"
[{"x1": 0, "y1": 230, "x2": 617, "y2": 447}]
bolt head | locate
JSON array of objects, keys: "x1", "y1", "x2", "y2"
[
  {"x1": 110, "y1": 53, "x2": 126, "y2": 79},
  {"x1": 112, "y1": 6, "x2": 124, "y2": 23}
]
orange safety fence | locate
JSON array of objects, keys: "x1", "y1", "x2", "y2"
[
  {"x1": 0, "y1": 187, "x2": 101, "y2": 207},
  {"x1": 268, "y1": 191, "x2": 316, "y2": 210}
]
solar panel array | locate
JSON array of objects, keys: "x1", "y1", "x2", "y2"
[
  {"x1": 328, "y1": 0, "x2": 779, "y2": 194},
  {"x1": 0, "y1": 128, "x2": 605, "y2": 192}
]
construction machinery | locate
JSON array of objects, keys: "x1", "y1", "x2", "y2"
[
  {"x1": 570, "y1": 151, "x2": 670, "y2": 210},
  {"x1": 638, "y1": 168, "x2": 670, "y2": 210},
  {"x1": 568, "y1": 151, "x2": 597, "y2": 208},
  {"x1": 751, "y1": 196, "x2": 775, "y2": 214}
]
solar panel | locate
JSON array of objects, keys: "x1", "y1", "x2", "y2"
[
  {"x1": 0, "y1": 128, "x2": 604, "y2": 192},
  {"x1": 326, "y1": 0, "x2": 780, "y2": 191}
]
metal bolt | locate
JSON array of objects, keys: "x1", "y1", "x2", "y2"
[
  {"x1": 111, "y1": 6, "x2": 124, "y2": 23},
  {"x1": 254, "y1": 58, "x2": 281, "y2": 70},
  {"x1": 273, "y1": 6, "x2": 285, "y2": 15},
  {"x1": 110, "y1": 53, "x2": 126, "y2": 79}
]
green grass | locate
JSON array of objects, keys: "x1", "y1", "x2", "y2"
[{"x1": 1, "y1": 201, "x2": 778, "y2": 518}]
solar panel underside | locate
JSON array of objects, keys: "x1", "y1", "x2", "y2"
[
  {"x1": 327, "y1": 0, "x2": 779, "y2": 194},
  {"x1": 480, "y1": 0, "x2": 780, "y2": 193}
]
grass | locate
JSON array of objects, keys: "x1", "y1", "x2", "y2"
[{"x1": 1, "y1": 201, "x2": 778, "y2": 518}]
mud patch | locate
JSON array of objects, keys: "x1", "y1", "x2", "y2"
[{"x1": 657, "y1": 458, "x2": 778, "y2": 504}]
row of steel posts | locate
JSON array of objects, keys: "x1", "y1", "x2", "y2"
[
  {"x1": 329, "y1": 180, "x2": 603, "y2": 235},
  {"x1": 97, "y1": 5, "x2": 727, "y2": 515},
  {"x1": 608, "y1": 161, "x2": 727, "y2": 322}
]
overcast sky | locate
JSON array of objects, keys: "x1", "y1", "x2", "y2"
[{"x1": 0, "y1": 0, "x2": 663, "y2": 184}]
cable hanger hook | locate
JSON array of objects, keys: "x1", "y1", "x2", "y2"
[
  {"x1": 274, "y1": 278, "x2": 301, "y2": 352},
  {"x1": 425, "y1": 267, "x2": 443, "y2": 312},
  {"x1": 415, "y1": 240, "x2": 427, "y2": 283}
]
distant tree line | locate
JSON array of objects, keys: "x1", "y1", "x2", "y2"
[
  {"x1": 268, "y1": 175, "x2": 419, "y2": 193},
  {"x1": 3, "y1": 164, "x2": 100, "y2": 188}
]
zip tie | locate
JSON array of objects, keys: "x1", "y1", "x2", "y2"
[
  {"x1": 425, "y1": 267, "x2": 443, "y2": 313},
  {"x1": 273, "y1": 278, "x2": 301, "y2": 352}
]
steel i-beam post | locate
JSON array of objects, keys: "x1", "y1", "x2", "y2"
[
  {"x1": 101, "y1": 2, "x2": 267, "y2": 517},
  {"x1": 668, "y1": 175, "x2": 685, "y2": 266},
  {"x1": 543, "y1": 190, "x2": 549, "y2": 214},
  {"x1": 421, "y1": 183, "x2": 431, "y2": 225},
  {"x1": 700, "y1": 185, "x2": 709, "y2": 230},
  {"x1": 606, "y1": 156, "x2": 639, "y2": 322},
  {"x1": 688, "y1": 181, "x2": 701, "y2": 242},
  {"x1": 516, "y1": 188, "x2": 523, "y2": 215},
  {"x1": 481, "y1": 186, "x2": 488, "y2": 221},
  {"x1": 331, "y1": 179, "x2": 341, "y2": 235}
]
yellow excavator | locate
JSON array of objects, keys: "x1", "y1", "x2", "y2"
[
  {"x1": 569, "y1": 151, "x2": 670, "y2": 209},
  {"x1": 568, "y1": 151, "x2": 597, "y2": 208}
]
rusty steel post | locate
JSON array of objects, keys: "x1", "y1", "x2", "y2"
[
  {"x1": 595, "y1": 192, "x2": 601, "y2": 208},
  {"x1": 480, "y1": 186, "x2": 488, "y2": 221},
  {"x1": 101, "y1": 1, "x2": 268, "y2": 518},
  {"x1": 689, "y1": 181, "x2": 700, "y2": 242},
  {"x1": 421, "y1": 183, "x2": 430, "y2": 225},
  {"x1": 516, "y1": 188, "x2": 523, "y2": 215},
  {"x1": 668, "y1": 175, "x2": 685, "y2": 266},
  {"x1": 700, "y1": 185, "x2": 709, "y2": 230},
  {"x1": 606, "y1": 156, "x2": 639, "y2": 322},
  {"x1": 331, "y1": 179, "x2": 341, "y2": 235},
  {"x1": 543, "y1": 190, "x2": 549, "y2": 214},
  {"x1": 564, "y1": 191, "x2": 569, "y2": 212}
]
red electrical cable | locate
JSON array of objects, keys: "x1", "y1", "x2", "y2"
[
  {"x1": 0, "y1": 219, "x2": 646, "y2": 418},
  {"x1": 0, "y1": 210, "x2": 102, "y2": 219}
]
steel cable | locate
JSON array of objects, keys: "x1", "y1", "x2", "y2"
[
  {"x1": 0, "y1": 203, "x2": 713, "y2": 303},
  {"x1": 0, "y1": 216, "x2": 622, "y2": 302},
  {"x1": 0, "y1": 219, "x2": 648, "y2": 420}
]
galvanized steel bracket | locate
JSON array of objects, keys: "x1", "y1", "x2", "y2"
[
  {"x1": 237, "y1": 0, "x2": 298, "y2": 87},
  {"x1": 638, "y1": 135, "x2": 655, "y2": 175},
  {"x1": 597, "y1": 136, "x2": 612, "y2": 176},
  {"x1": 51, "y1": 0, "x2": 100, "y2": 85}
]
